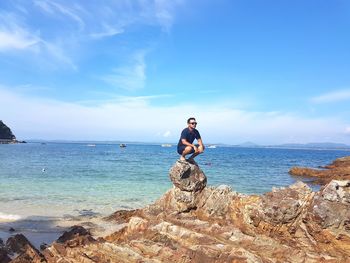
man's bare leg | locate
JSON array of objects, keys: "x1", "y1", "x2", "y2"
[
  {"x1": 188, "y1": 145, "x2": 204, "y2": 161},
  {"x1": 180, "y1": 146, "x2": 194, "y2": 161}
]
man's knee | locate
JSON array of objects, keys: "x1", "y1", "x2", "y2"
[
  {"x1": 198, "y1": 145, "x2": 204, "y2": 153},
  {"x1": 183, "y1": 146, "x2": 194, "y2": 155}
]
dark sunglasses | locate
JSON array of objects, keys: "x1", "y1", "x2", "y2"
[{"x1": 190, "y1": 122, "x2": 197, "y2": 125}]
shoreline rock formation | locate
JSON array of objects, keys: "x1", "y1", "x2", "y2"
[
  {"x1": 0, "y1": 120, "x2": 25, "y2": 144},
  {"x1": 289, "y1": 156, "x2": 350, "y2": 185},
  {"x1": 2, "y1": 160, "x2": 350, "y2": 262}
]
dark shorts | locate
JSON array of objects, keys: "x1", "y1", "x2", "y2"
[{"x1": 177, "y1": 145, "x2": 196, "y2": 155}]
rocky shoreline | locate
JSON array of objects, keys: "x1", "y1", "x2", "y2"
[
  {"x1": 289, "y1": 156, "x2": 350, "y2": 185},
  {"x1": 1, "y1": 159, "x2": 350, "y2": 262}
]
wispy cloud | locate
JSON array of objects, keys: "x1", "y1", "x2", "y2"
[
  {"x1": 102, "y1": 51, "x2": 147, "y2": 90},
  {"x1": 0, "y1": 29, "x2": 39, "y2": 50},
  {"x1": 311, "y1": 89, "x2": 350, "y2": 103},
  {"x1": 34, "y1": 0, "x2": 85, "y2": 30},
  {"x1": 89, "y1": 24, "x2": 124, "y2": 39},
  {"x1": 0, "y1": 14, "x2": 39, "y2": 51},
  {"x1": 0, "y1": 11, "x2": 76, "y2": 69},
  {"x1": 40, "y1": 39, "x2": 77, "y2": 70},
  {"x1": 1, "y1": 1, "x2": 183, "y2": 73},
  {"x1": 154, "y1": 0, "x2": 182, "y2": 31}
]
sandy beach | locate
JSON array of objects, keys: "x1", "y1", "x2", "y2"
[{"x1": 0, "y1": 214, "x2": 123, "y2": 249}]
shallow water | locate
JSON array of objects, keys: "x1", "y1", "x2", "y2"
[{"x1": 0, "y1": 142, "x2": 348, "y2": 221}]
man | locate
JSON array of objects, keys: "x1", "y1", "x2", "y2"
[{"x1": 177, "y1": 117, "x2": 205, "y2": 162}]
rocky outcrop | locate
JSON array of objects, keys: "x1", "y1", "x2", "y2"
[
  {"x1": 289, "y1": 156, "x2": 350, "y2": 185},
  {"x1": 4, "y1": 160, "x2": 350, "y2": 262},
  {"x1": 0, "y1": 238, "x2": 11, "y2": 263},
  {"x1": 0, "y1": 120, "x2": 16, "y2": 141},
  {"x1": 0, "y1": 120, "x2": 25, "y2": 144},
  {"x1": 4, "y1": 234, "x2": 46, "y2": 263}
]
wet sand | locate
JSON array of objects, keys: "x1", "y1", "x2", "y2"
[{"x1": 0, "y1": 215, "x2": 124, "y2": 249}]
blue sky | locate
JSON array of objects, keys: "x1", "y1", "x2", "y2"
[{"x1": 0, "y1": 0, "x2": 350, "y2": 144}]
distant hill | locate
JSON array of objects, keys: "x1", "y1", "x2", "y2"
[
  {"x1": 274, "y1": 142, "x2": 350, "y2": 149},
  {"x1": 228, "y1": 141, "x2": 350, "y2": 150},
  {"x1": 0, "y1": 120, "x2": 16, "y2": 140},
  {"x1": 238, "y1": 141, "x2": 260, "y2": 147}
]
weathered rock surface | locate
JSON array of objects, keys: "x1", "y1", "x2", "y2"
[
  {"x1": 289, "y1": 156, "x2": 350, "y2": 185},
  {"x1": 5, "y1": 160, "x2": 350, "y2": 262},
  {"x1": 0, "y1": 238, "x2": 11, "y2": 263},
  {"x1": 169, "y1": 160, "x2": 207, "y2": 192},
  {"x1": 6, "y1": 234, "x2": 46, "y2": 263}
]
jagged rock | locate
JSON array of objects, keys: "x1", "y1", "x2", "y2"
[
  {"x1": 42, "y1": 226, "x2": 96, "y2": 262},
  {"x1": 289, "y1": 156, "x2": 350, "y2": 185},
  {"x1": 104, "y1": 209, "x2": 140, "y2": 223},
  {"x1": 325, "y1": 156, "x2": 350, "y2": 169},
  {"x1": 56, "y1": 225, "x2": 96, "y2": 246},
  {"x1": 260, "y1": 181, "x2": 312, "y2": 224},
  {"x1": 307, "y1": 180, "x2": 350, "y2": 230},
  {"x1": 196, "y1": 185, "x2": 237, "y2": 221},
  {"x1": 0, "y1": 238, "x2": 11, "y2": 263},
  {"x1": 169, "y1": 160, "x2": 207, "y2": 192},
  {"x1": 6, "y1": 234, "x2": 46, "y2": 263}
]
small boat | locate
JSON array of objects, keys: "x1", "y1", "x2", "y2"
[
  {"x1": 161, "y1": 144, "x2": 172, "y2": 147},
  {"x1": 119, "y1": 144, "x2": 127, "y2": 148},
  {"x1": 87, "y1": 144, "x2": 96, "y2": 147},
  {"x1": 207, "y1": 145, "x2": 217, "y2": 149}
]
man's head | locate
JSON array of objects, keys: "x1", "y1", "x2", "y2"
[{"x1": 187, "y1": 117, "x2": 197, "y2": 129}]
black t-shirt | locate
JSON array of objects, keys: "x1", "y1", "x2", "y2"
[{"x1": 177, "y1": 127, "x2": 201, "y2": 148}]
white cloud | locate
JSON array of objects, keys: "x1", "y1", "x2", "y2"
[
  {"x1": 163, "y1": 131, "x2": 171, "y2": 137},
  {"x1": 311, "y1": 89, "x2": 350, "y2": 103},
  {"x1": 40, "y1": 40, "x2": 77, "y2": 70},
  {"x1": 0, "y1": 30, "x2": 39, "y2": 50},
  {"x1": 89, "y1": 24, "x2": 124, "y2": 39},
  {"x1": 0, "y1": 12, "x2": 76, "y2": 69},
  {"x1": 0, "y1": 0, "x2": 183, "y2": 73},
  {"x1": 34, "y1": 0, "x2": 85, "y2": 30},
  {"x1": 154, "y1": 0, "x2": 182, "y2": 31},
  {"x1": 1, "y1": 87, "x2": 349, "y2": 144},
  {"x1": 102, "y1": 51, "x2": 147, "y2": 90},
  {"x1": 345, "y1": 126, "x2": 350, "y2": 135},
  {"x1": 0, "y1": 14, "x2": 40, "y2": 51}
]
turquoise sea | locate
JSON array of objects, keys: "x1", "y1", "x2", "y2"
[{"x1": 0, "y1": 142, "x2": 349, "y2": 221}]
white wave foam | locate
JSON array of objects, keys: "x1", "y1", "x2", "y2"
[{"x1": 0, "y1": 212, "x2": 21, "y2": 221}]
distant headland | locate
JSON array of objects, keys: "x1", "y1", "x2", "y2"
[{"x1": 0, "y1": 120, "x2": 26, "y2": 144}]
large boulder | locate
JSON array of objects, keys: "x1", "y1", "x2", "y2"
[
  {"x1": 165, "y1": 160, "x2": 207, "y2": 213},
  {"x1": 169, "y1": 160, "x2": 207, "y2": 192}
]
